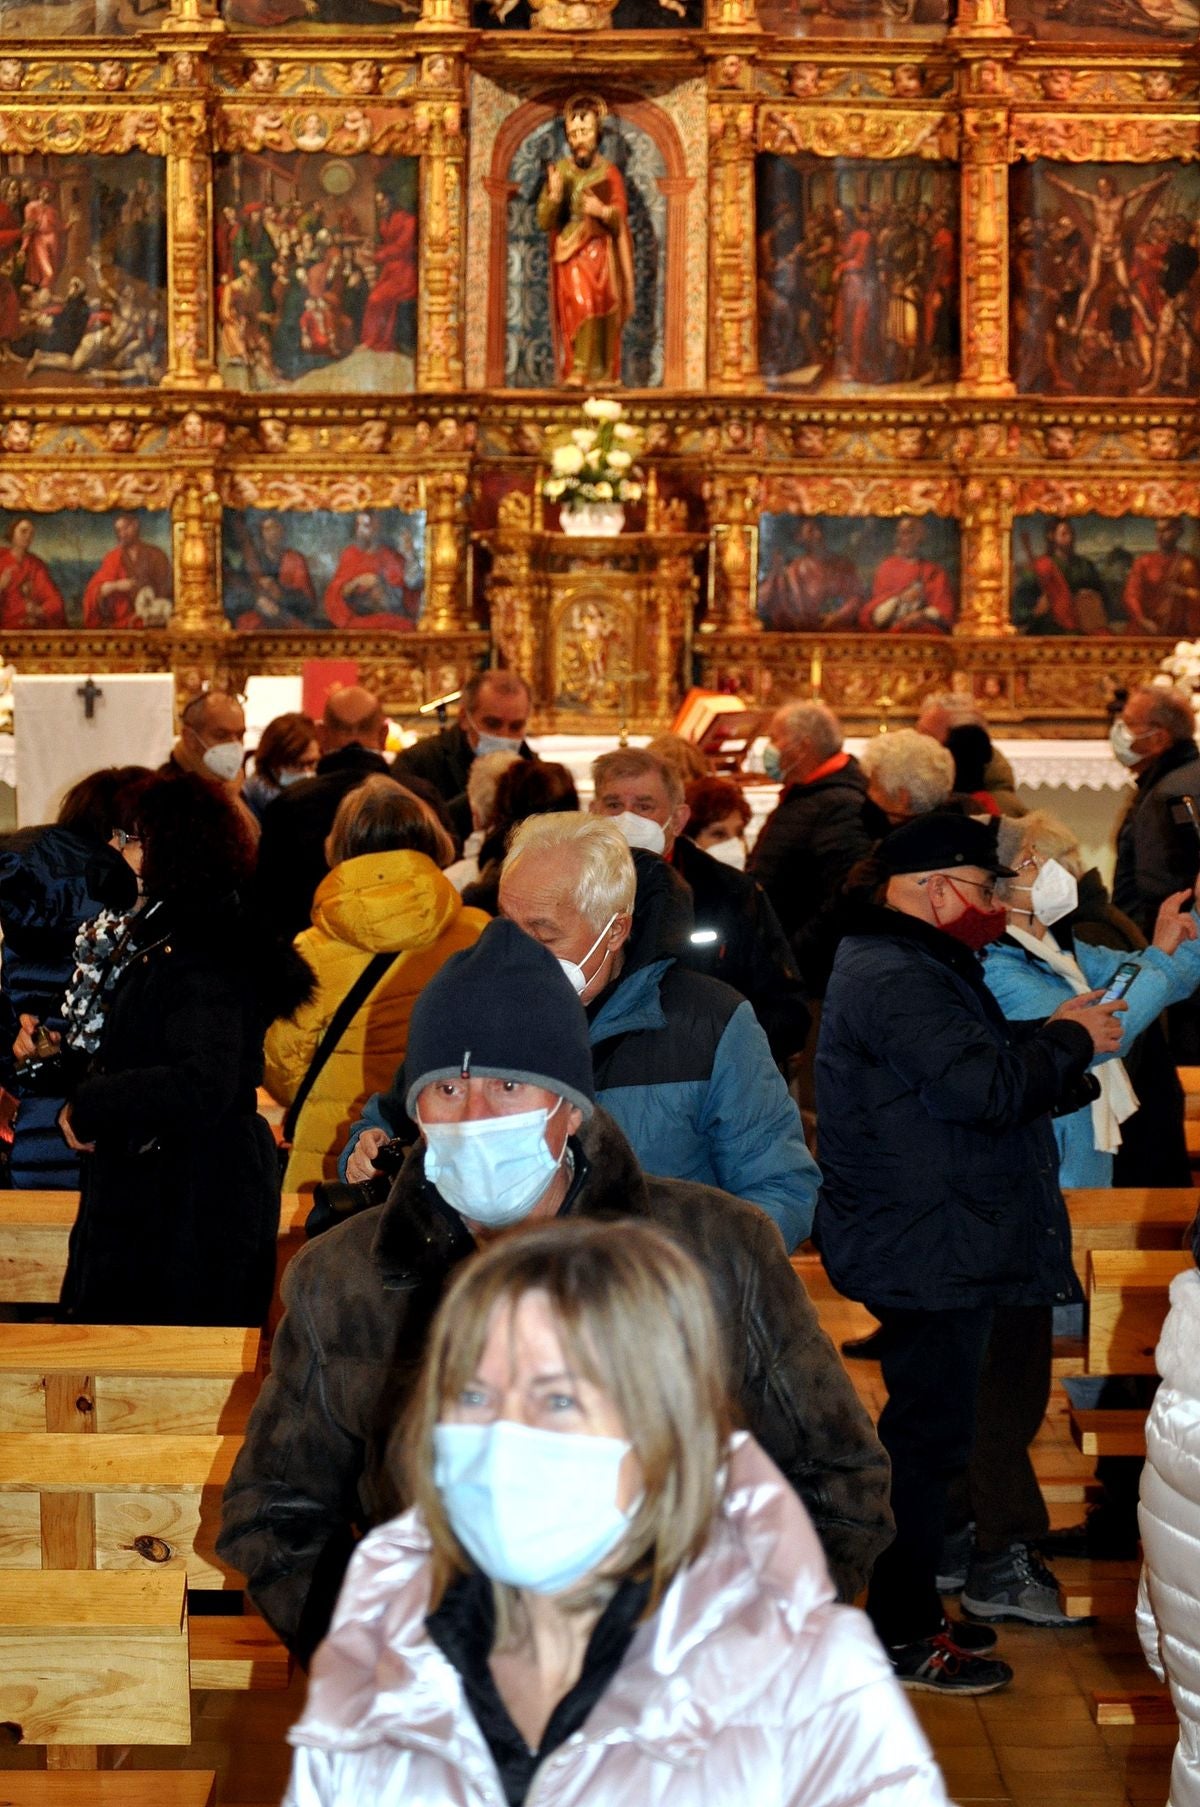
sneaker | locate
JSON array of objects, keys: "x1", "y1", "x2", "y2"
[
  {"x1": 889, "y1": 1628, "x2": 1013, "y2": 1696},
  {"x1": 961, "y1": 1541, "x2": 1091, "y2": 1627},
  {"x1": 939, "y1": 1615, "x2": 998, "y2": 1654},
  {"x1": 936, "y1": 1521, "x2": 974, "y2": 1594}
]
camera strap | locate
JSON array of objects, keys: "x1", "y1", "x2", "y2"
[{"x1": 283, "y1": 950, "x2": 399, "y2": 1146}]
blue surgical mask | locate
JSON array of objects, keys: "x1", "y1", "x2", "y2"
[
  {"x1": 433, "y1": 1419, "x2": 634, "y2": 1594},
  {"x1": 762, "y1": 745, "x2": 784, "y2": 783},
  {"x1": 277, "y1": 768, "x2": 312, "y2": 788},
  {"x1": 419, "y1": 1100, "x2": 566, "y2": 1228},
  {"x1": 472, "y1": 720, "x2": 523, "y2": 758}
]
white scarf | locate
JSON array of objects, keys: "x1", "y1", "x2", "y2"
[{"x1": 1005, "y1": 923, "x2": 1139, "y2": 1156}]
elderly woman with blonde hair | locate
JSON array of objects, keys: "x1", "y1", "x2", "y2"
[{"x1": 283, "y1": 1217, "x2": 947, "y2": 1807}]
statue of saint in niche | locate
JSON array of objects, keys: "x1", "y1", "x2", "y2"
[{"x1": 535, "y1": 94, "x2": 635, "y2": 388}]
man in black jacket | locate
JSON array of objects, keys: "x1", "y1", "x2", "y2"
[
  {"x1": 749, "y1": 700, "x2": 875, "y2": 941},
  {"x1": 392, "y1": 670, "x2": 535, "y2": 844},
  {"x1": 814, "y1": 814, "x2": 1124, "y2": 1696},
  {"x1": 255, "y1": 686, "x2": 397, "y2": 939},
  {"x1": 590, "y1": 746, "x2": 809, "y2": 1065},
  {"x1": 217, "y1": 919, "x2": 892, "y2": 1664}
]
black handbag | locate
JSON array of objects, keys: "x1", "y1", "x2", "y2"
[{"x1": 277, "y1": 950, "x2": 398, "y2": 1176}]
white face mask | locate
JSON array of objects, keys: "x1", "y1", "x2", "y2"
[
  {"x1": 557, "y1": 914, "x2": 617, "y2": 997},
  {"x1": 277, "y1": 768, "x2": 311, "y2": 789},
  {"x1": 1016, "y1": 857, "x2": 1079, "y2": 928},
  {"x1": 420, "y1": 1099, "x2": 565, "y2": 1228},
  {"x1": 433, "y1": 1420, "x2": 633, "y2": 1594},
  {"x1": 202, "y1": 740, "x2": 244, "y2": 784},
  {"x1": 1109, "y1": 718, "x2": 1146, "y2": 769},
  {"x1": 610, "y1": 811, "x2": 666, "y2": 856},
  {"x1": 706, "y1": 835, "x2": 747, "y2": 871}
]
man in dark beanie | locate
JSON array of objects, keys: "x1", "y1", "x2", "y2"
[
  {"x1": 219, "y1": 917, "x2": 892, "y2": 1665},
  {"x1": 814, "y1": 813, "x2": 1126, "y2": 1698}
]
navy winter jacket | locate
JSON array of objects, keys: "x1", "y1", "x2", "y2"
[
  {"x1": 814, "y1": 903, "x2": 1094, "y2": 1312},
  {"x1": 0, "y1": 825, "x2": 136, "y2": 1188}
]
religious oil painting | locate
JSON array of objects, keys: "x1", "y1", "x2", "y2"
[
  {"x1": 0, "y1": 155, "x2": 167, "y2": 392},
  {"x1": 1011, "y1": 513, "x2": 1200, "y2": 637},
  {"x1": 214, "y1": 154, "x2": 418, "y2": 396},
  {"x1": 473, "y1": 0, "x2": 700, "y2": 26},
  {"x1": 0, "y1": 511, "x2": 172, "y2": 631},
  {"x1": 0, "y1": 0, "x2": 168, "y2": 32},
  {"x1": 505, "y1": 101, "x2": 665, "y2": 390},
  {"x1": 1006, "y1": 0, "x2": 1196, "y2": 42},
  {"x1": 221, "y1": 0, "x2": 419, "y2": 27},
  {"x1": 1010, "y1": 161, "x2": 1200, "y2": 399},
  {"x1": 221, "y1": 507, "x2": 426, "y2": 632},
  {"x1": 756, "y1": 156, "x2": 959, "y2": 393},
  {"x1": 758, "y1": 0, "x2": 951, "y2": 38},
  {"x1": 757, "y1": 513, "x2": 961, "y2": 633}
]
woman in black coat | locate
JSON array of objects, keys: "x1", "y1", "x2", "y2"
[
  {"x1": 58, "y1": 770, "x2": 312, "y2": 1327},
  {"x1": 0, "y1": 767, "x2": 148, "y2": 1188}
]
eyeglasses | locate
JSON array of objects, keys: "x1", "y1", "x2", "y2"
[
  {"x1": 920, "y1": 873, "x2": 999, "y2": 905},
  {"x1": 112, "y1": 830, "x2": 142, "y2": 849}
]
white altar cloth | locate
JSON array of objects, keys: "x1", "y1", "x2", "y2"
[{"x1": 12, "y1": 674, "x2": 175, "y2": 827}]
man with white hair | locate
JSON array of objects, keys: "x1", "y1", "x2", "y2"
[
  {"x1": 442, "y1": 749, "x2": 521, "y2": 892},
  {"x1": 859, "y1": 728, "x2": 956, "y2": 831},
  {"x1": 749, "y1": 700, "x2": 873, "y2": 939},
  {"x1": 915, "y1": 690, "x2": 1022, "y2": 814},
  {"x1": 342, "y1": 814, "x2": 819, "y2": 1252}
]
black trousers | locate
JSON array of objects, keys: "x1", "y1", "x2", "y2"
[
  {"x1": 946, "y1": 1303, "x2": 1053, "y2": 1554},
  {"x1": 866, "y1": 1305, "x2": 994, "y2": 1647}
]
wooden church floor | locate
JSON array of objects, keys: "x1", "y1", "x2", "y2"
[{"x1": 0, "y1": 1287, "x2": 1178, "y2": 1805}]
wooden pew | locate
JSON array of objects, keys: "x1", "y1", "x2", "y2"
[
  {"x1": 1178, "y1": 1066, "x2": 1200, "y2": 1119},
  {"x1": 0, "y1": 1569, "x2": 191, "y2": 1748},
  {"x1": 0, "y1": 1779, "x2": 217, "y2": 1807},
  {"x1": 1065, "y1": 1187, "x2": 1197, "y2": 1289},
  {"x1": 0, "y1": 1323, "x2": 262, "y2": 1436},
  {"x1": 0, "y1": 1432, "x2": 241, "y2": 1587},
  {"x1": 1086, "y1": 1249, "x2": 1193, "y2": 1376},
  {"x1": 0, "y1": 1191, "x2": 310, "y2": 1311}
]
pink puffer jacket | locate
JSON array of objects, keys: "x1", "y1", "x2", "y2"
[{"x1": 284, "y1": 1434, "x2": 949, "y2": 1807}]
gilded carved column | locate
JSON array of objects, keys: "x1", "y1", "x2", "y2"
[
  {"x1": 707, "y1": 99, "x2": 759, "y2": 392},
  {"x1": 708, "y1": 0, "x2": 760, "y2": 26},
  {"x1": 417, "y1": 94, "x2": 465, "y2": 388},
  {"x1": 173, "y1": 475, "x2": 223, "y2": 632},
  {"x1": 703, "y1": 475, "x2": 760, "y2": 634},
  {"x1": 166, "y1": 96, "x2": 216, "y2": 389},
  {"x1": 421, "y1": 0, "x2": 470, "y2": 26},
  {"x1": 957, "y1": 87, "x2": 1015, "y2": 399},
  {"x1": 424, "y1": 470, "x2": 474, "y2": 632},
  {"x1": 959, "y1": 476, "x2": 1014, "y2": 636},
  {"x1": 486, "y1": 494, "x2": 537, "y2": 681}
]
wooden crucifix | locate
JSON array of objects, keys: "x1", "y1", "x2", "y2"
[{"x1": 76, "y1": 677, "x2": 103, "y2": 721}]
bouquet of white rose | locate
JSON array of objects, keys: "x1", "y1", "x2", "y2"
[
  {"x1": 542, "y1": 396, "x2": 645, "y2": 514},
  {"x1": 1157, "y1": 642, "x2": 1200, "y2": 700}
]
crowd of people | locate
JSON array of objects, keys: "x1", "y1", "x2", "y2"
[{"x1": 1, "y1": 668, "x2": 1199, "y2": 1803}]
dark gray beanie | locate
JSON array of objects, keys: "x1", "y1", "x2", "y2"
[{"x1": 405, "y1": 917, "x2": 596, "y2": 1119}]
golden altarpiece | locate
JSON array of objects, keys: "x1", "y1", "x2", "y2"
[{"x1": 0, "y1": 0, "x2": 1196, "y2": 736}]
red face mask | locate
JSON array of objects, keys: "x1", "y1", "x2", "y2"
[{"x1": 931, "y1": 876, "x2": 1008, "y2": 952}]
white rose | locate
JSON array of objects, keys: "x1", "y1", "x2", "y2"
[
  {"x1": 585, "y1": 449, "x2": 602, "y2": 470},
  {"x1": 594, "y1": 482, "x2": 614, "y2": 500},
  {"x1": 543, "y1": 477, "x2": 567, "y2": 498},
  {"x1": 613, "y1": 421, "x2": 637, "y2": 442},
  {"x1": 571, "y1": 427, "x2": 598, "y2": 450},
  {"x1": 607, "y1": 449, "x2": 633, "y2": 471},
  {"x1": 552, "y1": 443, "x2": 585, "y2": 475},
  {"x1": 1176, "y1": 642, "x2": 1194, "y2": 658},
  {"x1": 583, "y1": 397, "x2": 622, "y2": 422},
  {"x1": 623, "y1": 482, "x2": 643, "y2": 500}
]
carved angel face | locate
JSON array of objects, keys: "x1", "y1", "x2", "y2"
[
  {"x1": 719, "y1": 55, "x2": 741, "y2": 86},
  {"x1": 172, "y1": 52, "x2": 197, "y2": 84},
  {"x1": 788, "y1": 64, "x2": 819, "y2": 97},
  {"x1": 248, "y1": 58, "x2": 277, "y2": 92},
  {"x1": 350, "y1": 59, "x2": 380, "y2": 94},
  {"x1": 106, "y1": 421, "x2": 135, "y2": 452},
  {"x1": 891, "y1": 63, "x2": 923, "y2": 97},
  {"x1": 2, "y1": 422, "x2": 32, "y2": 452},
  {"x1": 896, "y1": 427, "x2": 925, "y2": 459},
  {"x1": 260, "y1": 419, "x2": 288, "y2": 452},
  {"x1": 1143, "y1": 70, "x2": 1173, "y2": 101},
  {"x1": 796, "y1": 426, "x2": 827, "y2": 458},
  {"x1": 1148, "y1": 427, "x2": 1180, "y2": 460},
  {"x1": 0, "y1": 60, "x2": 23, "y2": 91},
  {"x1": 97, "y1": 60, "x2": 126, "y2": 91},
  {"x1": 1039, "y1": 67, "x2": 1073, "y2": 101},
  {"x1": 1046, "y1": 425, "x2": 1076, "y2": 460},
  {"x1": 976, "y1": 60, "x2": 1004, "y2": 94},
  {"x1": 179, "y1": 411, "x2": 206, "y2": 448}
]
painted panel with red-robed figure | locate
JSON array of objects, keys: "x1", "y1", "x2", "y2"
[
  {"x1": 81, "y1": 514, "x2": 173, "y2": 628},
  {"x1": 535, "y1": 94, "x2": 636, "y2": 388},
  {"x1": 0, "y1": 520, "x2": 68, "y2": 629}
]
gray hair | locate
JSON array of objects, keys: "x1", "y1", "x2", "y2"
[
  {"x1": 1135, "y1": 684, "x2": 1196, "y2": 745},
  {"x1": 996, "y1": 809, "x2": 1084, "y2": 898},
  {"x1": 772, "y1": 700, "x2": 843, "y2": 760},
  {"x1": 859, "y1": 730, "x2": 955, "y2": 815},
  {"x1": 593, "y1": 747, "x2": 684, "y2": 810},
  {"x1": 466, "y1": 750, "x2": 521, "y2": 829},
  {"x1": 502, "y1": 812, "x2": 635, "y2": 932},
  {"x1": 917, "y1": 690, "x2": 985, "y2": 733}
]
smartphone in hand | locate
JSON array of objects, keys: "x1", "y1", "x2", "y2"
[{"x1": 1099, "y1": 961, "x2": 1140, "y2": 1005}]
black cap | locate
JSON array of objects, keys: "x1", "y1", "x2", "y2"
[
  {"x1": 405, "y1": 917, "x2": 596, "y2": 1120},
  {"x1": 877, "y1": 812, "x2": 1016, "y2": 878}
]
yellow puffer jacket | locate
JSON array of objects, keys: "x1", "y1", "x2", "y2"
[{"x1": 265, "y1": 849, "x2": 488, "y2": 1192}]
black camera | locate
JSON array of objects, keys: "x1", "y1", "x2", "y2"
[{"x1": 305, "y1": 1135, "x2": 410, "y2": 1239}]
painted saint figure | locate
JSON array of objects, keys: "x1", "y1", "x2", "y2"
[
  {"x1": 759, "y1": 519, "x2": 864, "y2": 630},
  {"x1": 323, "y1": 512, "x2": 421, "y2": 630},
  {"x1": 859, "y1": 515, "x2": 955, "y2": 634},
  {"x1": 0, "y1": 519, "x2": 68, "y2": 629},
  {"x1": 81, "y1": 514, "x2": 172, "y2": 628},
  {"x1": 1043, "y1": 170, "x2": 1171, "y2": 340},
  {"x1": 1012, "y1": 517, "x2": 1109, "y2": 635},
  {"x1": 535, "y1": 93, "x2": 635, "y2": 387},
  {"x1": 229, "y1": 514, "x2": 316, "y2": 631},
  {"x1": 360, "y1": 188, "x2": 417, "y2": 355},
  {"x1": 1123, "y1": 518, "x2": 1200, "y2": 638}
]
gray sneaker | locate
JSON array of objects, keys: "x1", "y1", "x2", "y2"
[
  {"x1": 961, "y1": 1541, "x2": 1090, "y2": 1627},
  {"x1": 936, "y1": 1521, "x2": 974, "y2": 1594}
]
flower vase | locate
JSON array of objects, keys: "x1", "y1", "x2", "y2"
[{"x1": 561, "y1": 503, "x2": 626, "y2": 538}]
